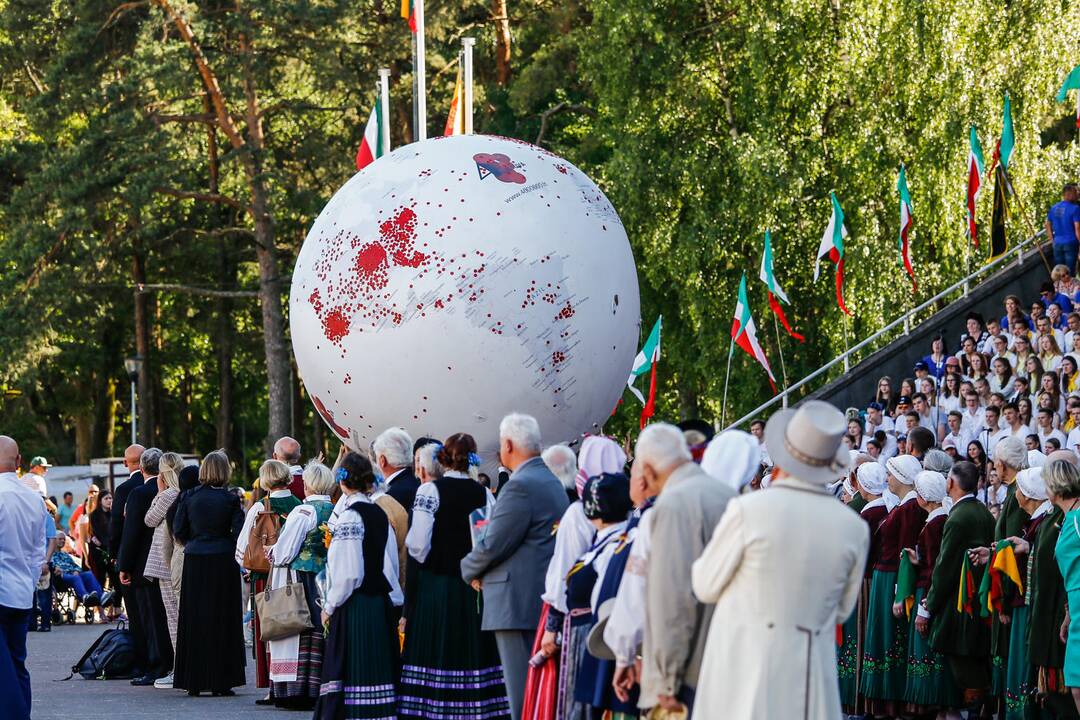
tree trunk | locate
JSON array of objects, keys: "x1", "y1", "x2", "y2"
[
  {"x1": 74, "y1": 414, "x2": 92, "y2": 464},
  {"x1": 492, "y1": 0, "x2": 511, "y2": 85},
  {"x1": 90, "y1": 318, "x2": 121, "y2": 458},
  {"x1": 239, "y1": 28, "x2": 290, "y2": 450},
  {"x1": 132, "y1": 240, "x2": 154, "y2": 446}
]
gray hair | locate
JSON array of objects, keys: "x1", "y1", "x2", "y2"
[
  {"x1": 993, "y1": 436, "x2": 1029, "y2": 471},
  {"x1": 635, "y1": 423, "x2": 691, "y2": 472},
  {"x1": 303, "y1": 462, "x2": 337, "y2": 496},
  {"x1": 140, "y1": 447, "x2": 163, "y2": 476},
  {"x1": 1044, "y1": 459, "x2": 1080, "y2": 500},
  {"x1": 922, "y1": 449, "x2": 954, "y2": 475},
  {"x1": 374, "y1": 427, "x2": 414, "y2": 469},
  {"x1": 499, "y1": 413, "x2": 542, "y2": 453},
  {"x1": 542, "y1": 444, "x2": 578, "y2": 492},
  {"x1": 416, "y1": 444, "x2": 444, "y2": 480}
]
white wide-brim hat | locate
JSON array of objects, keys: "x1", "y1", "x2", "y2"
[{"x1": 763, "y1": 400, "x2": 850, "y2": 485}]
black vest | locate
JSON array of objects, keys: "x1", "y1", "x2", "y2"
[
  {"x1": 348, "y1": 501, "x2": 392, "y2": 596},
  {"x1": 424, "y1": 476, "x2": 487, "y2": 575}
]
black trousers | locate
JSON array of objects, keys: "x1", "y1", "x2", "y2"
[
  {"x1": 121, "y1": 583, "x2": 147, "y2": 673},
  {"x1": 132, "y1": 582, "x2": 173, "y2": 678}
]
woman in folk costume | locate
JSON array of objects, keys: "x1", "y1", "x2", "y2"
[
  {"x1": 315, "y1": 452, "x2": 403, "y2": 720},
  {"x1": 264, "y1": 461, "x2": 338, "y2": 710},
  {"x1": 528, "y1": 435, "x2": 626, "y2": 720},
  {"x1": 902, "y1": 470, "x2": 961, "y2": 717},
  {"x1": 235, "y1": 460, "x2": 302, "y2": 699},
  {"x1": 838, "y1": 459, "x2": 890, "y2": 713},
  {"x1": 990, "y1": 437, "x2": 1031, "y2": 704},
  {"x1": 398, "y1": 434, "x2": 509, "y2": 720},
  {"x1": 861, "y1": 453, "x2": 927, "y2": 715},
  {"x1": 1021, "y1": 457, "x2": 1080, "y2": 719},
  {"x1": 562, "y1": 473, "x2": 633, "y2": 720}
]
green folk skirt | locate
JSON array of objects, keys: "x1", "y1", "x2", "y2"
[
  {"x1": 861, "y1": 569, "x2": 909, "y2": 703},
  {"x1": 1004, "y1": 604, "x2": 1033, "y2": 720},
  {"x1": 904, "y1": 588, "x2": 961, "y2": 711},
  {"x1": 838, "y1": 579, "x2": 867, "y2": 710},
  {"x1": 398, "y1": 569, "x2": 510, "y2": 720},
  {"x1": 314, "y1": 590, "x2": 399, "y2": 720}
]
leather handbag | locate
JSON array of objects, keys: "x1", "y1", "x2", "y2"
[{"x1": 255, "y1": 573, "x2": 311, "y2": 641}]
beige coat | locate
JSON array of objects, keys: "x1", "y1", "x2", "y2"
[
  {"x1": 689, "y1": 477, "x2": 868, "y2": 720},
  {"x1": 640, "y1": 462, "x2": 736, "y2": 708}
]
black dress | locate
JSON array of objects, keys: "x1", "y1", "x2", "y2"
[{"x1": 172, "y1": 484, "x2": 247, "y2": 693}]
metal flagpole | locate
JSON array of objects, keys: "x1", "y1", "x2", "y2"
[
  {"x1": 772, "y1": 312, "x2": 789, "y2": 391},
  {"x1": 721, "y1": 339, "x2": 734, "y2": 427},
  {"x1": 378, "y1": 68, "x2": 391, "y2": 152},
  {"x1": 415, "y1": 0, "x2": 427, "y2": 141},
  {"x1": 462, "y1": 37, "x2": 475, "y2": 134}
]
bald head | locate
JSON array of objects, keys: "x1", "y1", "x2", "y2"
[
  {"x1": 273, "y1": 436, "x2": 301, "y2": 465},
  {"x1": 124, "y1": 444, "x2": 145, "y2": 473},
  {"x1": 0, "y1": 436, "x2": 19, "y2": 473}
]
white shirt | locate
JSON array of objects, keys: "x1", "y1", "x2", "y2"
[
  {"x1": 982, "y1": 333, "x2": 1011, "y2": 356},
  {"x1": 235, "y1": 489, "x2": 295, "y2": 564},
  {"x1": 944, "y1": 428, "x2": 972, "y2": 455},
  {"x1": 541, "y1": 501, "x2": 594, "y2": 612},
  {"x1": 20, "y1": 472, "x2": 46, "y2": 497},
  {"x1": 0, "y1": 472, "x2": 49, "y2": 609},
  {"x1": 405, "y1": 472, "x2": 497, "y2": 564},
  {"x1": 581, "y1": 522, "x2": 627, "y2": 612},
  {"x1": 1067, "y1": 427, "x2": 1080, "y2": 456},
  {"x1": 960, "y1": 407, "x2": 986, "y2": 435},
  {"x1": 918, "y1": 408, "x2": 944, "y2": 436},
  {"x1": 978, "y1": 484, "x2": 1009, "y2": 507},
  {"x1": 604, "y1": 509, "x2": 653, "y2": 667},
  {"x1": 865, "y1": 416, "x2": 895, "y2": 437},
  {"x1": 323, "y1": 494, "x2": 403, "y2": 614},
  {"x1": 267, "y1": 495, "x2": 333, "y2": 566}
]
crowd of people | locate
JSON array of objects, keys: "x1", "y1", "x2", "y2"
[{"x1": 7, "y1": 259, "x2": 1080, "y2": 719}]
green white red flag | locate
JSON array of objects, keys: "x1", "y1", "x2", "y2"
[
  {"x1": 731, "y1": 273, "x2": 777, "y2": 393},
  {"x1": 628, "y1": 316, "x2": 662, "y2": 428},
  {"x1": 758, "y1": 230, "x2": 803, "y2": 341},
  {"x1": 966, "y1": 125, "x2": 985, "y2": 248},
  {"x1": 355, "y1": 100, "x2": 385, "y2": 170},
  {"x1": 897, "y1": 165, "x2": 916, "y2": 292},
  {"x1": 814, "y1": 191, "x2": 851, "y2": 316},
  {"x1": 1057, "y1": 65, "x2": 1080, "y2": 128}
]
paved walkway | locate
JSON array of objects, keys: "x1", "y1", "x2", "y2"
[{"x1": 27, "y1": 622, "x2": 271, "y2": 719}]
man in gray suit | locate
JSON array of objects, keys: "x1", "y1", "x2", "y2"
[
  {"x1": 638, "y1": 423, "x2": 735, "y2": 715},
  {"x1": 461, "y1": 413, "x2": 569, "y2": 720}
]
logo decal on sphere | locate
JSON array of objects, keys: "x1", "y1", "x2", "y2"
[{"x1": 473, "y1": 153, "x2": 526, "y2": 184}]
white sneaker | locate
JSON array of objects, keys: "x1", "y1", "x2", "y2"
[{"x1": 154, "y1": 672, "x2": 174, "y2": 689}]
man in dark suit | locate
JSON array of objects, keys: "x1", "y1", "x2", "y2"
[
  {"x1": 109, "y1": 444, "x2": 144, "y2": 643},
  {"x1": 917, "y1": 460, "x2": 996, "y2": 705},
  {"x1": 117, "y1": 448, "x2": 173, "y2": 686},
  {"x1": 109, "y1": 444, "x2": 145, "y2": 559},
  {"x1": 374, "y1": 427, "x2": 420, "y2": 520},
  {"x1": 461, "y1": 414, "x2": 569, "y2": 720}
]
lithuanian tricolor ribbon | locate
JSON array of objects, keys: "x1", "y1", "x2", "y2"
[
  {"x1": 957, "y1": 553, "x2": 978, "y2": 615},
  {"x1": 977, "y1": 539, "x2": 1023, "y2": 617}
]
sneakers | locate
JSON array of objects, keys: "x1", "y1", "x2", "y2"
[{"x1": 154, "y1": 672, "x2": 174, "y2": 689}]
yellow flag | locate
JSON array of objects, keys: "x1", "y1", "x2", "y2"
[{"x1": 443, "y1": 65, "x2": 465, "y2": 137}]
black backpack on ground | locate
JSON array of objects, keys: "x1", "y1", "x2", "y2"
[{"x1": 69, "y1": 622, "x2": 136, "y2": 680}]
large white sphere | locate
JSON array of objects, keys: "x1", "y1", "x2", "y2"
[{"x1": 290, "y1": 134, "x2": 640, "y2": 459}]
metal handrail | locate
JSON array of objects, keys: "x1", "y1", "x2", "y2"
[{"x1": 723, "y1": 229, "x2": 1047, "y2": 431}]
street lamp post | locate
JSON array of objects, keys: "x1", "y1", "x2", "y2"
[{"x1": 124, "y1": 356, "x2": 143, "y2": 445}]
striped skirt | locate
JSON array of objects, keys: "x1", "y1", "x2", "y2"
[
  {"x1": 398, "y1": 569, "x2": 510, "y2": 720},
  {"x1": 315, "y1": 590, "x2": 398, "y2": 720}
]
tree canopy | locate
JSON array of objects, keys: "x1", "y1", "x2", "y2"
[{"x1": 1, "y1": 0, "x2": 1078, "y2": 478}]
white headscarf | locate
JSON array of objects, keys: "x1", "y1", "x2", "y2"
[
  {"x1": 914, "y1": 470, "x2": 948, "y2": 503},
  {"x1": 857, "y1": 462, "x2": 887, "y2": 496},
  {"x1": 885, "y1": 454, "x2": 922, "y2": 486},
  {"x1": 1016, "y1": 467, "x2": 1048, "y2": 501},
  {"x1": 701, "y1": 430, "x2": 761, "y2": 493},
  {"x1": 575, "y1": 435, "x2": 627, "y2": 498},
  {"x1": 1027, "y1": 450, "x2": 1047, "y2": 468}
]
